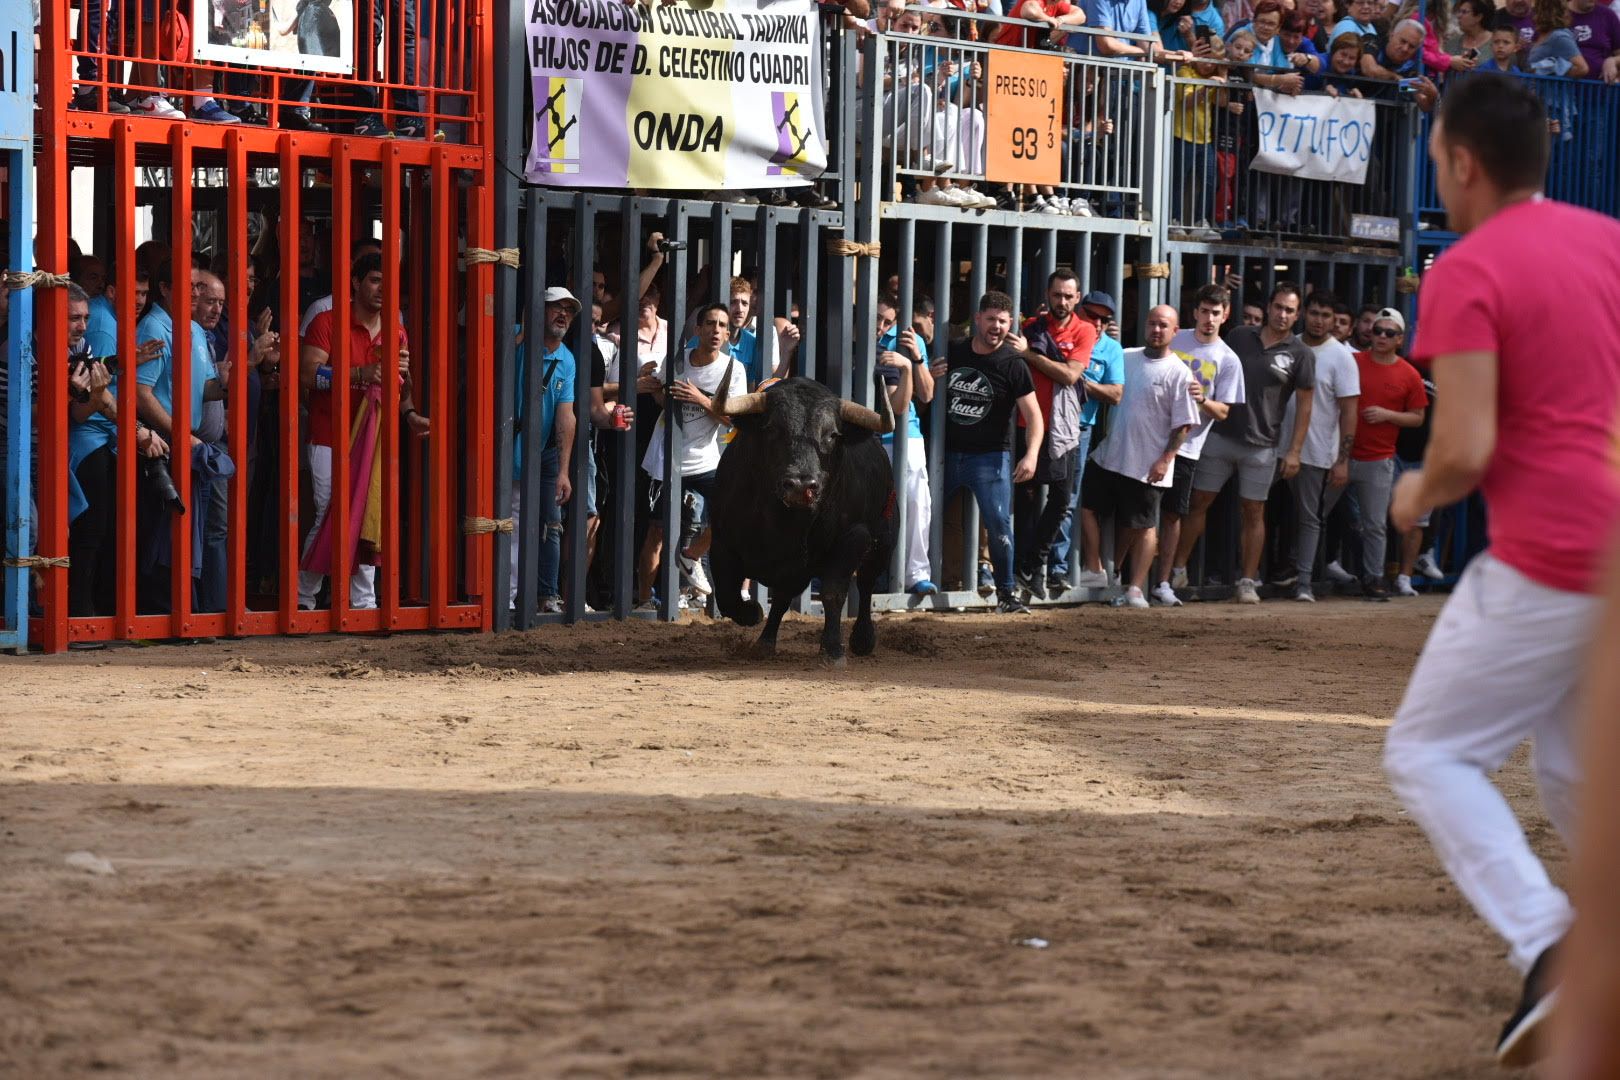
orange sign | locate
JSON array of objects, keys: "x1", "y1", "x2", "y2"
[{"x1": 985, "y1": 52, "x2": 1065, "y2": 186}]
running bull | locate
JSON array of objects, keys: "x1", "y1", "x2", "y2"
[{"x1": 709, "y1": 372, "x2": 897, "y2": 664}]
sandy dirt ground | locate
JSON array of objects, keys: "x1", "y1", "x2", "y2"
[{"x1": 0, "y1": 597, "x2": 1562, "y2": 1078}]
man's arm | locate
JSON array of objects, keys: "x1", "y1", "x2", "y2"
[
  {"x1": 1023, "y1": 347, "x2": 1084, "y2": 387},
  {"x1": 1390, "y1": 350, "x2": 1496, "y2": 528},
  {"x1": 1081, "y1": 375, "x2": 1123, "y2": 406},
  {"x1": 1332, "y1": 393, "x2": 1359, "y2": 486},
  {"x1": 1148, "y1": 424, "x2": 1193, "y2": 484},
  {"x1": 1363, "y1": 404, "x2": 1425, "y2": 428},
  {"x1": 553, "y1": 401, "x2": 576, "y2": 505},
  {"x1": 1013, "y1": 392, "x2": 1044, "y2": 483},
  {"x1": 1281, "y1": 386, "x2": 1313, "y2": 479},
  {"x1": 136, "y1": 384, "x2": 177, "y2": 441},
  {"x1": 588, "y1": 386, "x2": 616, "y2": 429}
]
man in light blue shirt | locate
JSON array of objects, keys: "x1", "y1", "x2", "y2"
[
  {"x1": 136, "y1": 263, "x2": 219, "y2": 449},
  {"x1": 510, "y1": 287, "x2": 580, "y2": 614},
  {"x1": 1047, "y1": 291, "x2": 1126, "y2": 589},
  {"x1": 875, "y1": 295, "x2": 935, "y2": 594}
]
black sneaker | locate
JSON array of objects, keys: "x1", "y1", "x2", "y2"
[
  {"x1": 995, "y1": 592, "x2": 1030, "y2": 615},
  {"x1": 352, "y1": 115, "x2": 390, "y2": 138},
  {"x1": 1497, "y1": 941, "x2": 1561, "y2": 1067},
  {"x1": 1362, "y1": 578, "x2": 1391, "y2": 602},
  {"x1": 1015, "y1": 567, "x2": 1047, "y2": 602},
  {"x1": 393, "y1": 119, "x2": 426, "y2": 139},
  {"x1": 1046, "y1": 574, "x2": 1069, "y2": 596},
  {"x1": 792, "y1": 187, "x2": 837, "y2": 210},
  {"x1": 281, "y1": 108, "x2": 328, "y2": 133}
]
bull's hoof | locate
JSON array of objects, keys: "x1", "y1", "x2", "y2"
[
  {"x1": 820, "y1": 651, "x2": 848, "y2": 670},
  {"x1": 749, "y1": 636, "x2": 778, "y2": 658},
  {"x1": 848, "y1": 620, "x2": 876, "y2": 657},
  {"x1": 732, "y1": 598, "x2": 763, "y2": 627}
]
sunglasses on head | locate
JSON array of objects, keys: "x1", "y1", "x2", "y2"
[{"x1": 1372, "y1": 326, "x2": 1401, "y2": 337}]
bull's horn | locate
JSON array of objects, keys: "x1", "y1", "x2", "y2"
[
  {"x1": 839, "y1": 399, "x2": 893, "y2": 434},
  {"x1": 717, "y1": 390, "x2": 768, "y2": 416}
]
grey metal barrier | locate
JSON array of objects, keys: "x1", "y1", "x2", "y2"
[
  {"x1": 872, "y1": 11, "x2": 1163, "y2": 222},
  {"x1": 1162, "y1": 64, "x2": 1417, "y2": 246}
]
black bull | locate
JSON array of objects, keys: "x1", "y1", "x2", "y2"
[{"x1": 709, "y1": 373, "x2": 898, "y2": 664}]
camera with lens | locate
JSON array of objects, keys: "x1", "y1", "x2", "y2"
[
  {"x1": 142, "y1": 455, "x2": 186, "y2": 513},
  {"x1": 655, "y1": 238, "x2": 688, "y2": 254}
]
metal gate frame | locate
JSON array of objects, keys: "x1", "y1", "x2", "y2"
[{"x1": 1, "y1": 0, "x2": 33, "y2": 653}]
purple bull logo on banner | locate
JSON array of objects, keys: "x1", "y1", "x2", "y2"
[{"x1": 523, "y1": 0, "x2": 827, "y2": 190}]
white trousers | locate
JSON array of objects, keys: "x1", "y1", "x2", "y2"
[
  {"x1": 297, "y1": 444, "x2": 377, "y2": 611},
  {"x1": 891, "y1": 436, "x2": 932, "y2": 587},
  {"x1": 1384, "y1": 552, "x2": 1597, "y2": 972}
]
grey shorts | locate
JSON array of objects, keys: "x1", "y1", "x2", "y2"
[{"x1": 1193, "y1": 431, "x2": 1277, "y2": 502}]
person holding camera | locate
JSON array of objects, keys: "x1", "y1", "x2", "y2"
[{"x1": 66, "y1": 283, "x2": 169, "y2": 620}]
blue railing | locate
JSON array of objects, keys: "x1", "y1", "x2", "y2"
[{"x1": 1416, "y1": 73, "x2": 1620, "y2": 223}]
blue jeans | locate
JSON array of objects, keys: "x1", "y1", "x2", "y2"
[
  {"x1": 1047, "y1": 425, "x2": 1091, "y2": 577},
  {"x1": 537, "y1": 446, "x2": 564, "y2": 599},
  {"x1": 196, "y1": 459, "x2": 230, "y2": 614},
  {"x1": 944, "y1": 450, "x2": 1014, "y2": 594}
]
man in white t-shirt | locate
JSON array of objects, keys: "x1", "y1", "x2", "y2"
[
  {"x1": 1153, "y1": 283, "x2": 1246, "y2": 606},
  {"x1": 1079, "y1": 305, "x2": 1201, "y2": 608},
  {"x1": 1277, "y1": 289, "x2": 1360, "y2": 602},
  {"x1": 635, "y1": 303, "x2": 748, "y2": 610}
]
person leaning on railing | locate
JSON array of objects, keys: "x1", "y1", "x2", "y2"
[{"x1": 1245, "y1": 0, "x2": 1308, "y2": 92}]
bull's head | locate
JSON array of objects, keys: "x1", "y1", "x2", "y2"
[{"x1": 716, "y1": 374, "x2": 894, "y2": 509}]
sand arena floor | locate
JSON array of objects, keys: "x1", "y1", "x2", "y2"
[{"x1": 0, "y1": 596, "x2": 1556, "y2": 1077}]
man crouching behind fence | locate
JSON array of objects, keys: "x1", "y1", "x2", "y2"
[{"x1": 297, "y1": 253, "x2": 429, "y2": 611}]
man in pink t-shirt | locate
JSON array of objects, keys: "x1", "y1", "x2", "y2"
[{"x1": 1383, "y1": 74, "x2": 1620, "y2": 1069}]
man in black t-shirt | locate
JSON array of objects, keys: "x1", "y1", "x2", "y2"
[{"x1": 927, "y1": 290, "x2": 1043, "y2": 614}]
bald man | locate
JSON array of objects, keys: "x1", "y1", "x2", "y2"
[{"x1": 1079, "y1": 305, "x2": 1201, "y2": 608}]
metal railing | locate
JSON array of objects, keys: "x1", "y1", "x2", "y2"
[
  {"x1": 871, "y1": 14, "x2": 1162, "y2": 218},
  {"x1": 59, "y1": 0, "x2": 486, "y2": 141},
  {"x1": 1164, "y1": 65, "x2": 1415, "y2": 245},
  {"x1": 1415, "y1": 72, "x2": 1620, "y2": 225}
]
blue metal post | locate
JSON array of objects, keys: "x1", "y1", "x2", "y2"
[{"x1": 1, "y1": 7, "x2": 35, "y2": 653}]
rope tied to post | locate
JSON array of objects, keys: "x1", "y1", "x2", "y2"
[
  {"x1": 4, "y1": 270, "x2": 74, "y2": 291},
  {"x1": 5, "y1": 555, "x2": 71, "y2": 569},
  {"x1": 463, "y1": 247, "x2": 522, "y2": 269},
  {"x1": 462, "y1": 516, "x2": 515, "y2": 535},
  {"x1": 825, "y1": 239, "x2": 882, "y2": 259},
  {"x1": 1131, "y1": 262, "x2": 1171, "y2": 280}
]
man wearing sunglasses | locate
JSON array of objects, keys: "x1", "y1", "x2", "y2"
[{"x1": 1346, "y1": 307, "x2": 1427, "y2": 600}]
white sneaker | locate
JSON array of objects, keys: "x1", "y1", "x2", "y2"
[
  {"x1": 963, "y1": 188, "x2": 997, "y2": 209},
  {"x1": 1292, "y1": 585, "x2": 1316, "y2": 603},
  {"x1": 539, "y1": 596, "x2": 564, "y2": 614},
  {"x1": 1394, "y1": 574, "x2": 1419, "y2": 597},
  {"x1": 1111, "y1": 586, "x2": 1150, "y2": 609},
  {"x1": 677, "y1": 553, "x2": 712, "y2": 596},
  {"x1": 1170, "y1": 566, "x2": 1189, "y2": 590},
  {"x1": 135, "y1": 94, "x2": 185, "y2": 119},
  {"x1": 916, "y1": 186, "x2": 954, "y2": 206},
  {"x1": 1069, "y1": 198, "x2": 1095, "y2": 217},
  {"x1": 1415, "y1": 552, "x2": 1444, "y2": 580},
  {"x1": 1234, "y1": 578, "x2": 1261, "y2": 604},
  {"x1": 1077, "y1": 569, "x2": 1109, "y2": 589},
  {"x1": 1037, "y1": 199, "x2": 1066, "y2": 215},
  {"x1": 1029, "y1": 195, "x2": 1050, "y2": 212},
  {"x1": 1151, "y1": 582, "x2": 1182, "y2": 607},
  {"x1": 1050, "y1": 196, "x2": 1071, "y2": 213},
  {"x1": 1323, "y1": 560, "x2": 1355, "y2": 585}
]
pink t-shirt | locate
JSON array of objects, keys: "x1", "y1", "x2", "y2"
[{"x1": 1412, "y1": 198, "x2": 1620, "y2": 595}]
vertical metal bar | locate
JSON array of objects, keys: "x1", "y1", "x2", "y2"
[
  {"x1": 658, "y1": 203, "x2": 691, "y2": 622},
  {"x1": 35, "y1": 0, "x2": 71, "y2": 652},
  {"x1": 927, "y1": 218, "x2": 951, "y2": 587},
  {"x1": 429, "y1": 147, "x2": 453, "y2": 624},
  {"x1": 278, "y1": 135, "x2": 303, "y2": 632},
  {"x1": 515, "y1": 190, "x2": 546, "y2": 627},
  {"x1": 2, "y1": 139, "x2": 30, "y2": 650},
  {"x1": 961, "y1": 223, "x2": 988, "y2": 594},
  {"x1": 113, "y1": 123, "x2": 139, "y2": 641},
  {"x1": 612, "y1": 200, "x2": 642, "y2": 619},
  {"x1": 226, "y1": 132, "x2": 250, "y2": 635},
  {"x1": 330, "y1": 140, "x2": 353, "y2": 631},
  {"x1": 564, "y1": 195, "x2": 594, "y2": 623},
  {"x1": 381, "y1": 145, "x2": 404, "y2": 630},
  {"x1": 888, "y1": 217, "x2": 915, "y2": 591},
  {"x1": 463, "y1": 166, "x2": 495, "y2": 625},
  {"x1": 756, "y1": 208, "x2": 778, "y2": 385},
  {"x1": 406, "y1": 172, "x2": 429, "y2": 602},
  {"x1": 168, "y1": 125, "x2": 193, "y2": 637},
  {"x1": 711, "y1": 203, "x2": 733, "y2": 307},
  {"x1": 798, "y1": 211, "x2": 820, "y2": 383},
  {"x1": 489, "y1": 8, "x2": 519, "y2": 627}
]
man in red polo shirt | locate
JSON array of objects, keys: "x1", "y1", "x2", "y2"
[
  {"x1": 992, "y1": 0, "x2": 1088, "y2": 48},
  {"x1": 297, "y1": 252, "x2": 429, "y2": 611},
  {"x1": 1345, "y1": 307, "x2": 1427, "y2": 600},
  {"x1": 1011, "y1": 269, "x2": 1101, "y2": 600}
]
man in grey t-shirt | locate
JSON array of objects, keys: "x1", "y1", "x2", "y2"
[{"x1": 1170, "y1": 282, "x2": 1316, "y2": 604}]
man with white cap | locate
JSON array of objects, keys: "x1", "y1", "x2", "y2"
[
  {"x1": 510, "y1": 286, "x2": 582, "y2": 614},
  {"x1": 1346, "y1": 306, "x2": 1427, "y2": 600}
]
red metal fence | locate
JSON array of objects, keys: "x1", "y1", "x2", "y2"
[{"x1": 29, "y1": 0, "x2": 496, "y2": 652}]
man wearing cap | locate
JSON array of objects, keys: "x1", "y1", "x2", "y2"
[
  {"x1": 1012, "y1": 270, "x2": 1101, "y2": 601},
  {"x1": 1347, "y1": 307, "x2": 1427, "y2": 600},
  {"x1": 510, "y1": 286, "x2": 582, "y2": 615},
  {"x1": 1050, "y1": 290, "x2": 1125, "y2": 593}
]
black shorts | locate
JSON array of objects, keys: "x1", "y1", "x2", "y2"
[
  {"x1": 650, "y1": 469, "x2": 718, "y2": 523},
  {"x1": 1080, "y1": 463, "x2": 1163, "y2": 531},
  {"x1": 1166, "y1": 455, "x2": 1196, "y2": 517}
]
